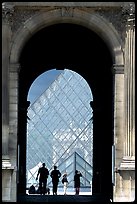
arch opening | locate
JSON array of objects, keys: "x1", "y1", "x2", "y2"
[
  {"x1": 26, "y1": 69, "x2": 93, "y2": 194},
  {"x1": 18, "y1": 23, "x2": 113, "y2": 199}
]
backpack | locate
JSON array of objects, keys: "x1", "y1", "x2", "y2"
[{"x1": 29, "y1": 185, "x2": 36, "y2": 194}]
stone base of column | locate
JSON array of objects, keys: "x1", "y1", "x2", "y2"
[
  {"x1": 114, "y1": 156, "x2": 135, "y2": 202},
  {"x1": 119, "y1": 156, "x2": 135, "y2": 170},
  {"x1": 2, "y1": 157, "x2": 15, "y2": 202}
]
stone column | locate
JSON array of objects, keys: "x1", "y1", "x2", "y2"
[
  {"x1": 113, "y1": 65, "x2": 125, "y2": 167},
  {"x1": 2, "y1": 3, "x2": 16, "y2": 202},
  {"x1": 9, "y1": 63, "x2": 20, "y2": 202},
  {"x1": 121, "y1": 171, "x2": 131, "y2": 201},
  {"x1": 118, "y1": 3, "x2": 135, "y2": 202},
  {"x1": 113, "y1": 64, "x2": 124, "y2": 201},
  {"x1": 2, "y1": 2, "x2": 14, "y2": 168},
  {"x1": 9, "y1": 63, "x2": 20, "y2": 162},
  {"x1": 122, "y1": 2, "x2": 135, "y2": 160},
  {"x1": 114, "y1": 3, "x2": 135, "y2": 202}
]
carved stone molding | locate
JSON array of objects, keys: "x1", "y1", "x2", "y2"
[
  {"x1": 121, "y1": 2, "x2": 135, "y2": 27},
  {"x1": 3, "y1": 5, "x2": 53, "y2": 33},
  {"x1": 2, "y1": 159, "x2": 14, "y2": 169},
  {"x1": 11, "y1": 9, "x2": 41, "y2": 33},
  {"x1": 78, "y1": 6, "x2": 127, "y2": 46},
  {"x1": 3, "y1": 3, "x2": 130, "y2": 43},
  {"x1": 113, "y1": 64, "x2": 124, "y2": 74},
  {"x1": 60, "y1": 7, "x2": 74, "y2": 17},
  {"x1": 119, "y1": 156, "x2": 135, "y2": 171},
  {"x1": 95, "y1": 8, "x2": 127, "y2": 45},
  {"x1": 2, "y1": 2, "x2": 14, "y2": 25},
  {"x1": 11, "y1": 7, "x2": 75, "y2": 33}
]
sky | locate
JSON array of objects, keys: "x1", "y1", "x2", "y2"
[{"x1": 27, "y1": 69, "x2": 63, "y2": 105}]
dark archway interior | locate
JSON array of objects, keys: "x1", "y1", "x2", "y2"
[{"x1": 18, "y1": 23, "x2": 113, "y2": 199}]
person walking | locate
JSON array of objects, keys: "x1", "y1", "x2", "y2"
[
  {"x1": 36, "y1": 163, "x2": 49, "y2": 195},
  {"x1": 74, "y1": 170, "x2": 82, "y2": 195},
  {"x1": 50, "y1": 165, "x2": 61, "y2": 195},
  {"x1": 62, "y1": 173, "x2": 68, "y2": 195}
]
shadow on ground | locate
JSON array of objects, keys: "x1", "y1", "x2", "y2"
[{"x1": 18, "y1": 194, "x2": 111, "y2": 202}]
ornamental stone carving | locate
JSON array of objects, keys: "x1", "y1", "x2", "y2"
[
  {"x1": 121, "y1": 3, "x2": 135, "y2": 28},
  {"x1": 11, "y1": 9, "x2": 40, "y2": 33},
  {"x1": 95, "y1": 8, "x2": 127, "y2": 45},
  {"x1": 2, "y1": 2, "x2": 14, "y2": 25},
  {"x1": 2, "y1": 3, "x2": 131, "y2": 46},
  {"x1": 60, "y1": 7, "x2": 74, "y2": 17},
  {"x1": 75, "y1": 6, "x2": 127, "y2": 46}
]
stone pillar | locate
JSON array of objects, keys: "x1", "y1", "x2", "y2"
[
  {"x1": 113, "y1": 64, "x2": 124, "y2": 201},
  {"x1": 120, "y1": 3, "x2": 135, "y2": 202},
  {"x1": 123, "y1": 3, "x2": 135, "y2": 159},
  {"x1": 113, "y1": 65, "x2": 125, "y2": 167},
  {"x1": 2, "y1": 3, "x2": 16, "y2": 202},
  {"x1": 114, "y1": 3, "x2": 135, "y2": 202},
  {"x1": 121, "y1": 171, "x2": 131, "y2": 201},
  {"x1": 2, "y1": 2, "x2": 12, "y2": 165},
  {"x1": 9, "y1": 63, "x2": 20, "y2": 163},
  {"x1": 9, "y1": 63, "x2": 20, "y2": 202}
]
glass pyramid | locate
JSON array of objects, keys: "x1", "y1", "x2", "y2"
[{"x1": 26, "y1": 69, "x2": 93, "y2": 189}]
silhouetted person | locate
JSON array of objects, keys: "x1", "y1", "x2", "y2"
[
  {"x1": 50, "y1": 165, "x2": 61, "y2": 195},
  {"x1": 62, "y1": 172, "x2": 68, "y2": 195},
  {"x1": 36, "y1": 163, "x2": 49, "y2": 195},
  {"x1": 74, "y1": 170, "x2": 82, "y2": 195}
]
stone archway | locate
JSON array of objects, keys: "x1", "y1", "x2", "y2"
[
  {"x1": 10, "y1": 8, "x2": 124, "y2": 65},
  {"x1": 3, "y1": 5, "x2": 126, "y2": 202}
]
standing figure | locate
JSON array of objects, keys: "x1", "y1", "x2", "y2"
[
  {"x1": 74, "y1": 170, "x2": 82, "y2": 195},
  {"x1": 36, "y1": 163, "x2": 49, "y2": 195},
  {"x1": 50, "y1": 165, "x2": 61, "y2": 195},
  {"x1": 62, "y1": 173, "x2": 68, "y2": 195}
]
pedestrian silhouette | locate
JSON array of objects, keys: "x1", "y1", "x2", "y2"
[
  {"x1": 62, "y1": 172, "x2": 68, "y2": 195},
  {"x1": 50, "y1": 165, "x2": 61, "y2": 195},
  {"x1": 36, "y1": 163, "x2": 49, "y2": 195},
  {"x1": 74, "y1": 170, "x2": 82, "y2": 195}
]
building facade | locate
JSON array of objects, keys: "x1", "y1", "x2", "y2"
[{"x1": 2, "y1": 2, "x2": 135, "y2": 202}]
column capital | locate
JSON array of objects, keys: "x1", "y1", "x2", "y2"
[
  {"x1": 121, "y1": 3, "x2": 135, "y2": 29},
  {"x1": 2, "y1": 2, "x2": 14, "y2": 25},
  {"x1": 112, "y1": 64, "x2": 124, "y2": 74}
]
